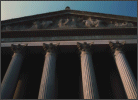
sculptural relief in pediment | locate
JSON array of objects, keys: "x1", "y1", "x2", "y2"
[
  {"x1": 57, "y1": 17, "x2": 77, "y2": 28},
  {"x1": 2, "y1": 24, "x2": 31, "y2": 31},
  {"x1": 82, "y1": 17, "x2": 104, "y2": 28},
  {"x1": 1, "y1": 15, "x2": 135, "y2": 31}
]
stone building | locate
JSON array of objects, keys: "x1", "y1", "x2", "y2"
[{"x1": 1, "y1": 7, "x2": 137, "y2": 99}]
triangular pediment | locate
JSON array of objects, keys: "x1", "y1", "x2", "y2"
[{"x1": 1, "y1": 8, "x2": 137, "y2": 31}]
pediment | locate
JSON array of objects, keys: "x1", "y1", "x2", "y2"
[{"x1": 1, "y1": 9, "x2": 137, "y2": 31}]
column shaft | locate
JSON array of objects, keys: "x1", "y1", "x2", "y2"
[
  {"x1": 110, "y1": 70, "x2": 127, "y2": 99},
  {"x1": 114, "y1": 50, "x2": 137, "y2": 99},
  {"x1": 38, "y1": 52, "x2": 56, "y2": 99},
  {"x1": 1, "y1": 53, "x2": 23, "y2": 99},
  {"x1": 13, "y1": 72, "x2": 28, "y2": 99},
  {"x1": 80, "y1": 51, "x2": 99, "y2": 99}
]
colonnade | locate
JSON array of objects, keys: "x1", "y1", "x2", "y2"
[{"x1": 1, "y1": 42, "x2": 137, "y2": 99}]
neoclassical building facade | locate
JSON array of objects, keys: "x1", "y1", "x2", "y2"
[{"x1": 1, "y1": 7, "x2": 137, "y2": 99}]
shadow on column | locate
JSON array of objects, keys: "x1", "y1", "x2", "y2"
[
  {"x1": 1, "y1": 47, "x2": 13, "y2": 82},
  {"x1": 92, "y1": 45, "x2": 127, "y2": 99},
  {"x1": 16, "y1": 47, "x2": 45, "y2": 99},
  {"x1": 55, "y1": 45, "x2": 82, "y2": 99}
]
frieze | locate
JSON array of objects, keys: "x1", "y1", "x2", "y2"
[{"x1": 1, "y1": 16, "x2": 135, "y2": 31}]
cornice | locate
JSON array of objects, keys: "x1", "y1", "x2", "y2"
[{"x1": 1, "y1": 27, "x2": 137, "y2": 38}]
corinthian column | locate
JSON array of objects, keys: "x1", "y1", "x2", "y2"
[
  {"x1": 77, "y1": 42, "x2": 99, "y2": 99},
  {"x1": 1, "y1": 44, "x2": 27, "y2": 99},
  {"x1": 38, "y1": 43, "x2": 59, "y2": 99},
  {"x1": 109, "y1": 41, "x2": 137, "y2": 99}
]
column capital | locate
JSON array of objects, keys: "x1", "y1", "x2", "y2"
[
  {"x1": 109, "y1": 41, "x2": 125, "y2": 53},
  {"x1": 43, "y1": 43, "x2": 60, "y2": 54},
  {"x1": 11, "y1": 44, "x2": 27, "y2": 53},
  {"x1": 77, "y1": 42, "x2": 94, "y2": 53}
]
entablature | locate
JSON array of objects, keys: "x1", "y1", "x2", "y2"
[
  {"x1": 1, "y1": 39, "x2": 137, "y2": 47},
  {"x1": 1, "y1": 27, "x2": 137, "y2": 39}
]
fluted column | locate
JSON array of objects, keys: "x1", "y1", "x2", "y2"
[
  {"x1": 1, "y1": 44, "x2": 27, "y2": 99},
  {"x1": 77, "y1": 42, "x2": 99, "y2": 99},
  {"x1": 110, "y1": 70, "x2": 127, "y2": 99},
  {"x1": 38, "y1": 43, "x2": 59, "y2": 99},
  {"x1": 109, "y1": 41, "x2": 137, "y2": 99}
]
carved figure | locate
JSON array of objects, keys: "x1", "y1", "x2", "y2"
[
  {"x1": 114, "y1": 21, "x2": 134, "y2": 27},
  {"x1": 108, "y1": 21, "x2": 115, "y2": 27},
  {"x1": 121, "y1": 22, "x2": 134, "y2": 27},
  {"x1": 76, "y1": 17, "x2": 86, "y2": 28},
  {"x1": 58, "y1": 18, "x2": 70, "y2": 28},
  {"x1": 64, "y1": 18, "x2": 70, "y2": 25},
  {"x1": 42, "y1": 21, "x2": 53, "y2": 29},
  {"x1": 6, "y1": 26, "x2": 12, "y2": 31},
  {"x1": 77, "y1": 17, "x2": 84, "y2": 22},
  {"x1": 29, "y1": 21, "x2": 42, "y2": 30},
  {"x1": 20, "y1": 24, "x2": 30, "y2": 30},
  {"x1": 82, "y1": 17, "x2": 102, "y2": 28},
  {"x1": 58, "y1": 19, "x2": 63, "y2": 27},
  {"x1": 70, "y1": 17, "x2": 77, "y2": 27}
]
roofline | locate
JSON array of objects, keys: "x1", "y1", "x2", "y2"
[{"x1": 1, "y1": 9, "x2": 137, "y2": 25}]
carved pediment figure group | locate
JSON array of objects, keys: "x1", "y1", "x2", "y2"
[
  {"x1": 1, "y1": 16, "x2": 135, "y2": 31},
  {"x1": 56, "y1": 17, "x2": 104, "y2": 28},
  {"x1": 82, "y1": 17, "x2": 103, "y2": 28},
  {"x1": 58, "y1": 17, "x2": 77, "y2": 28},
  {"x1": 29, "y1": 20, "x2": 53, "y2": 30},
  {"x1": 2, "y1": 24, "x2": 30, "y2": 31},
  {"x1": 114, "y1": 21, "x2": 134, "y2": 27}
]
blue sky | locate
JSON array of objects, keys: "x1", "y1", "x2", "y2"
[{"x1": 1, "y1": 1, "x2": 137, "y2": 21}]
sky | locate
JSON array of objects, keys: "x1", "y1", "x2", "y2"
[{"x1": 1, "y1": 1, "x2": 137, "y2": 21}]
